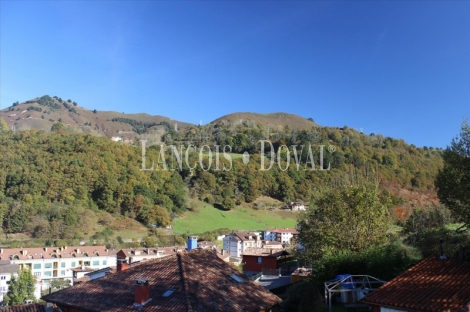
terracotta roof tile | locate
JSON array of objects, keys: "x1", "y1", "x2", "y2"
[
  {"x1": 0, "y1": 246, "x2": 116, "y2": 261},
  {"x1": 0, "y1": 303, "x2": 60, "y2": 312},
  {"x1": 242, "y1": 248, "x2": 286, "y2": 257},
  {"x1": 362, "y1": 256, "x2": 470, "y2": 311},
  {"x1": 43, "y1": 249, "x2": 280, "y2": 312}
]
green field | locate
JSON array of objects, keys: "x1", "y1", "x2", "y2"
[{"x1": 172, "y1": 203, "x2": 298, "y2": 234}]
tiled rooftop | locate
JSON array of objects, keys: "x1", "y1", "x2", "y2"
[
  {"x1": 242, "y1": 248, "x2": 285, "y2": 257},
  {"x1": 230, "y1": 231, "x2": 261, "y2": 241},
  {"x1": 116, "y1": 246, "x2": 185, "y2": 259},
  {"x1": 0, "y1": 303, "x2": 60, "y2": 312},
  {"x1": 362, "y1": 256, "x2": 470, "y2": 311},
  {"x1": 43, "y1": 249, "x2": 281, "y2": 312},
  {"x1": 265, "y1": 228, "x2": 298, "y2": 234},
  {"x1": 0, "y1": 246, "x2": 116, "y2": 261}
]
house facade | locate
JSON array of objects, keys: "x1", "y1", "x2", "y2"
[
  {"x1": 262, "y1": 228, "x2": 298, "y2": 244},
  {"x1": 0, "y1": 260, "x2": 19, "y2": 302},
  {"x1": 223, "y1": 231, "x2": 262, "y2": 258},
  {"x1": 0, "y1": 246, "x2": 117, "y2": 288},
  {"x1": 242, "y1": 248, "x2": 290, "y2": 275}
]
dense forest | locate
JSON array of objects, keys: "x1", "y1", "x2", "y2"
[{"x1": 0, "y1": 113, "x2": 442, "y2": 243}]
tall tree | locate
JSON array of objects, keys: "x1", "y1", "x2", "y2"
[
  {"x1": 436, "y1": 120, "x2": 470, "y2": 229},
  {"x1": 297, "y1": 182, "x2": 391, "y2": 265},
  {"x1": 5, "y1": 269, "x2": 36, "y2": 305}
]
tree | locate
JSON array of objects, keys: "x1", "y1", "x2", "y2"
[
  {"x1": 51, "y1": 122, "x2": 65, "y2": 133},
  {"x1": 5, "y1": 269, "x2": 36, "y2": 305},
  {"x1": 0, "y1": 119, "x2": 9, "y2": 133},
  {"x1": 147, "y1": 205, "x2": 171, "y2": 227},
  {"x1": 436, "y1": 120, "x2": 470, "y2": 229},
  {"x1": 297, "y1": 182, "x2": 391, "y2": 265},
  {"x1": 50, "y1": 278, "x2": 70, "y2": 289}
]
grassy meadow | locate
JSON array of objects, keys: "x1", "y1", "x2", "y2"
[{"x1": 172, "y1": 201, "x2": 298, "y2": 234}]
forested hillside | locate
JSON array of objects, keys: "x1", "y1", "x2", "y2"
[{"x1": 0, "y1": 103, "x2": 443, "y2": 243}]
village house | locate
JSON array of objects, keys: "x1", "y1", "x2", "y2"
[
  {"x1": 285, "y1": 202, "x2": 305, "y2": 211},
  {"x1": 43, "y1": 249, "x2": 281, "y2": 312},
  {"x1": 362, "y1": 256, "x2": 470, "y2": 311},
  {"x1": 242, "y1": 247, "x2": 291, "y2": 276},
  {"x1": 0, "y1": 246, "x2": 117, "y2": 289},
  {"x1": 262, "y1": 228, "x2": 298, "y2": 244},
  {"x1": 0, "y1": 260, "x2": 20, "y2": 302},
  {"x1": 116, "y1": 246, "x2": 185, "y2": 265},
  {"x1": 223, "y1": 231, "x2": 262, "y2": 258}
]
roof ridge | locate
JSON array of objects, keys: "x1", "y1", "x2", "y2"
[{"x1": 177, "y1": 253, "x2": 194, "y2": 312}]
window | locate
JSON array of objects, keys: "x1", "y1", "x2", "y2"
[
  {"x1": 83, "y1": 252, "x2": 88, "y2": 257},
  {"x1": 102, "y1": 260, "x2": 107, "y2": 265},
  {"x1": 34, "y1": 272, "x2": 41, "y2": 277},
  {"x1": 13, "y1": 255, "x2": 19, "y2": 260},
  {"x1": 257, "y1": 257, "x2": 262, "y2": 264},
  {"x1": 61, "y1": 262, "x2": 66, "y2": 268},
  {"x1": 84, "y1": 261, "x2": 90, "y2": 266},
  {"x1": 51, "y1": 254, "x2": 57, "y2": 258},
  {"x1": 61, "y1": 270, "x2": 65, "y2": 276},
  {"x1": 45, "y1": 263, "x2": 52, "y2": 269},
  {"x1": 0, "y1": 276, "x2": 5, "y2": 280},
  {"x1": 92, "y1": 261, "x2": 99, "y2": 266},
  {"x1": 33, "y1": 263, "x2": 41, "y2": 269},
  {"x1": 71, "y1": 262, "x2": 76, "y2": 267},
  {"x1": 44, "y1": 271, "x2": 52, "y2": 277}
]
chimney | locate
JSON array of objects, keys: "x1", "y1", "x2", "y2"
[
  {"x1": 117, "y1": 258, "x2": 129, "y2": 272},
  {"x1": 221, "y1": 249, "x2": 225, "y2": 255},
  {"x1": 44, "y1": 247, "x2": 48, "y2": 252},
  {"x1": 134, "y1": 278, "x2": 150, "y2": 305},
  {"x1": 187, "y1": 236, "x2": 198, "y2": 251},
  {"x1": 76, "y1": 248, "x2": 80, "y2": 254},
  {"x1": 439, "y1": 238, "x2": 447, "y2": 260},
  {"x1": 0, "y1": 249, "x2": 3, "y2": 254}
]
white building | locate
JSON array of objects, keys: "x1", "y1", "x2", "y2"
[
  {"x1": 286, "y1": 202, "x2": 305, "y2": 211},
  {"x1": 223, "y1": 232, "x2": 262, "y2": 258},
  {"x1": 0, "y1": 260, "x2": 41, "y2": 302},
  {"x1": 262, "y1": 228, "x2": 298, "y2": 244},
  {"x1": 0, "y1": 246, "x2": 117, "y2": 289}
]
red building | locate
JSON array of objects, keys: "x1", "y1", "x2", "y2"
[{"x1": 242, "y1": 248, "x2": 290, "y2": 275}]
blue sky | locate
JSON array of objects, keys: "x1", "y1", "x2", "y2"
[{"x1": 1, "y1": 1, "x2": 469, "y2": 148}]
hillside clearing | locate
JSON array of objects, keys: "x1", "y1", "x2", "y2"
[{"x1": 172, "y1": 202, "x2": 298, "y2": 234}]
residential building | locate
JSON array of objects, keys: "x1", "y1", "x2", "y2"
[
  {"x1": 363, "y1": 256, "x2": 470, "y2": 311},
  {"x1": 286, "y1": 202, "x2": 305, "y2": 211},
  {"x1": 242, "y1": 248, "x2": 290, "y2": 275},
  {"x1": 0, "y1": 260, "x2": 19, "y2": 302},
  {"x1": 223, "y1": 231, "x2": 262, "y2": 258},
  {"x1": 0, "y1": 246, "x2": 117, "y2": 287},
  {"x1": 262, "y1": 228, "x2": 298, "y2": 244},
  {"x1": 43, "y1": 249, "x2": 281, "y2": 312},
  {"x1": 116, "y1": 246, "x2": 185, "y2": 265}
]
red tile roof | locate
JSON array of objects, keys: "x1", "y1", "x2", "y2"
[
  {"x1": 242, "y1": 248, "x2": 286, "y2": 258},
  {"x1": 0, "y1": 246, "x2": 116, "y2": 260},
  {"x1": 265, "y1": 228, "x2": 298, "y2": 234},
  {"x1": 362, "y1": 256, "x2": 470, "y2": 311},
  {"x1": 0, "y1": 303, "x2": 60, "y2": 312},
  {"x1": 42, "y1": 249, "x2": 281, "y2": 312}
]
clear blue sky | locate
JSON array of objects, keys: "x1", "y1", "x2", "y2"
[{"x1": 1, "y1": 1, "x2": 469, "y2": 148}]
